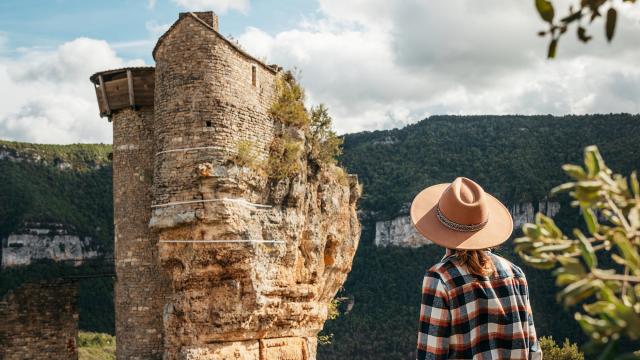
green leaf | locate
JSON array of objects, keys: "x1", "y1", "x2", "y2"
[
  {"x1": 557, "y1": 255, "x2": 587, "y2": 275},
  {"x1": 611, "y1": 230, "x2": 640, "y2": 273},
  {"x1": 583, "y1": 301, "x2": 616, "y2": 315},
  {"x1": 562, "y1": 164, "x2": 588, "y2": 180},
  {"x1": 584, "y1": 146, "x2": 602, "y2": 177},
  {"x1": 577, "y1": 26, "x2": 592, "y2": 42},
  {"x1": 631, "y1": 171, "x2": 640, "y2": 198},
  {"x1": 523, "y1": 223, "x2": 542, "y2": 239},
  {"x1": 556, "y1": 273, "x2": 580, "y2": 286},
  {"x1": 548, "y1": 38, "x2": 558, "y2": 58},
  {"x1": 574, "y1": 229, "x2": 597, "y2": 269},
  {"x1": 538, "y1": 243, "x2": 573, "y2": 253},
  {"x1": 606, "y1": 7, "x2": 617, "y2": 42},
  {"x1": 557, "y1": 277, "x2": 600, "y2": 307},
  {"x1": 582, "y1": 208, "x2": 599, "y2": 235},
  {"x1": 629, "y1": 207, "x2": 640, "y2": 230},
  {"x1": 518, "y1": 251, "x2": 556, "y2": 270},
  {"x1": 536, "y1": 0, "x2": 555, "y2": 23},
  {"x1": 536, "y1": 213, "x2": 564, "y2": 238},
  {"x1": 551, "y1": 182, "x2": 575, "y2": 195}
]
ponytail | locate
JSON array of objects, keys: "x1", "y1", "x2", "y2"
[{"x1": 456, "y1": 249, "x2": 494, "y2": 277}]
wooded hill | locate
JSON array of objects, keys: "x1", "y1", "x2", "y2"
[{"x1": 1, "y1": 113, "x2": 639, "y2": 357}]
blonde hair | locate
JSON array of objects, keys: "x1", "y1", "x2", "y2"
[{"x1": 456, "y1": 249, "x2": 494, "y2": 277}]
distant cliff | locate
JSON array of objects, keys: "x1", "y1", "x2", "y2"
[
  {"x1": 373, "y1": 200, "x2": 560, "y2": 247},
  {"x1": 0, "y1": 140, "x2": 113, "y2": 267},
  {"x1": 2, "y1": 222, "x2": 99, "y2": 268}
]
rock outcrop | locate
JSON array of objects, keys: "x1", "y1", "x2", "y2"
[
  {"x1": 374, "y1": 200, "x2": 560, "y2": 247},
  {"x1": 158, "y1": 164, "x2": 360, "y2": 359},
  {"x1": 1, "y1": 223, "x2": 98, "y2": 268},
  {"x1": 90, "y1": 11, "x2": 361, "y2": 360}
]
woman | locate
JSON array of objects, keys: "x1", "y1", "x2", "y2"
[{"x1": 410, "y1": 177, "x2": 542, "y2": 359}]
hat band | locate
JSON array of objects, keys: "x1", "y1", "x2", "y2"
[{"x1": 436, "y1": 205, "x2": 488, "y2": 232}]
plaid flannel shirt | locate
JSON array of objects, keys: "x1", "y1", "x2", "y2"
[{"x1": 417, "y1": 250, "x2": 542, "y2": 360}]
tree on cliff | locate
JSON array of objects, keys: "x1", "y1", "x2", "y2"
[
  {"x1": 534, "y1": 0, "x2": 637, "y2": 58},
  {"x1": 515, "y1": 145, "x2": 640, "y2": 358}
]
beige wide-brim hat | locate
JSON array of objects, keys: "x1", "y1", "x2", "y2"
[{"x1": 410, "y1": 177, "x2": 513, "y2": 250}]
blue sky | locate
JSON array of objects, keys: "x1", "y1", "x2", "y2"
[
  {"x1": 0, "y1": 0, "x2": 316, "y2": 62},
  {"x1": 1, "y1": 0, "x2": 640, "y2": 144}
]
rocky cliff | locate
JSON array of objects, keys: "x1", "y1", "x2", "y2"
[
  {"x1": 1, "y1": 223, "x2": 98, "y2": 268},
  {"x1": 374, "y1": 200, "x2": 560, "y2": 247},
  {"x1": 157, "y1": 161, "x2": 361, "y2": 359}
]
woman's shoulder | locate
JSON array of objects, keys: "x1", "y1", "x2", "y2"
[{"x1": 489, "y1": 252, "x2": 527, "y2": 279}]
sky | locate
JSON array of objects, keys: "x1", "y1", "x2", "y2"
[{"x1": 1, "y1": 0, "x2": 640, "y2": 144}]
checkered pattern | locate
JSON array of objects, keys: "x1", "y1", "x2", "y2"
[{"x1": 417, "y1": 251, "x2": 542, "y2": 360}]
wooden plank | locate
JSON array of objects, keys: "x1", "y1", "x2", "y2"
[
  {"x1": 94, "y1": 85, "x2": 104, "y2": 114},
  {"x1": 127, "y1": 69, "x2": 135, "y2": 107},
  {"x1": 98, "y1": 75, "x2": 111, "y2": 116}
]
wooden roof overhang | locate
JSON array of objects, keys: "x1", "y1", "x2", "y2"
[{"x1": 89, "y1": 67, "x2": 155, "y2": 118}]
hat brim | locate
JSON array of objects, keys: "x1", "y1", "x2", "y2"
[{"x1": 410, "y1": 183, "x2": 513, "y2": 250}]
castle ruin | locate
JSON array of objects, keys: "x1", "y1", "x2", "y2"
[{"x1": 90, "y1": 11, "x2": 361, "y2": 359}]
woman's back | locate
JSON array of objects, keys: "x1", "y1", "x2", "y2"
[{"x1": 417, "y1": 251, "x2": 542, "y2": 360}]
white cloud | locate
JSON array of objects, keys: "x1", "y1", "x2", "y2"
[
  {"x1": 171, "y1": 0, "x2": 249, "y2": 14},
  {"x1": 148, "y1": 0, "x2": 157, "y2": 9},
  {"x1": 0, "y1": 37, "x2": 144, "y2": 144},
  {"x1": 239, "y1": 0, "x2": 640, "y2": 134},
  {"x1": 146, "y1": 21, "x2": 171, "y2": 39}
]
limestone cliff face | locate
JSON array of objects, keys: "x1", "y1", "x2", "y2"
[
  {"x1": 1, "y1": 223, "x2": 98, "y2": 268},
  {"x1": 374, "y1": 200, "x2": 560, "y2": 248},
  {"x1": 156, "y1": 149, "x2": 361, "y2": 359}
]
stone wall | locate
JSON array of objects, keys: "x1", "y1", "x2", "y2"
[
  {"x1": 0, "y1": 280, "x2": 78, "y2": 360},
  {"x1": 112, "y1": 107, "x2": 169, "y2": 359},
  {"x1": 151, "y1": 13, "x2": 277, "y2": 229}
]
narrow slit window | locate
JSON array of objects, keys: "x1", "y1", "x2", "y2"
[
  {"x1": 205, "y1": 120, "x2": 212, "y2": 127},
  {"x1": 251, "y1": 65, "x2": 257, "y2": 87}
]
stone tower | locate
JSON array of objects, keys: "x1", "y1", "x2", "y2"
[
  {"x1": 90, "y1": 67, "x2": 169, "y2": 359},
  {"x1": 91, "y1": 11, "x2": 361, "y2": 360}
]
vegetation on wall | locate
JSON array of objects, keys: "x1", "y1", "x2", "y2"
[
  {"x1": 266, "y1": 134, "x2": 303, "y2": 180},
  {"x1": 308, "y1": 104, "x2": 343, "y2": 167},
  {"x1": 266, "y1": 70, "x2": 346, "y2": 180},
  {"x1": 269, "y1": 70, "x2": 309, "y2": 128}
]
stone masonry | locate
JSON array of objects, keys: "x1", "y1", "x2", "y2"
[
  {"x1": 0, "y1": 280, "x2": 79, "y2": 360},
  {"x1": 112, "y1": 107, "x2": 169, "y2": 359},
  {"x1": 91, "y1": 11, "x2": 361, "y2": 360}
]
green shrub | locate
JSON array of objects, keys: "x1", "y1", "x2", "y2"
[
  {"x1": 266, "y1": 135, "x2": 302, "y2": 180},
  {"x1": 308, "y1": 104, "x2": 343, "y2": 167},
  {"x1": 269, "y1": 70, "x2": 309, "y2": 127},
  {"x1": 78, "y1": 331, "x2": 115, "y2": 348},
  {"x1": 539, "y1": 336, "x2": 584, "y2": 360},
  {"x1": 78, "y1": 331, "x2": 115, "y2": 360},
  {"x1": 230, "y1": 139, "x2": 261, "y2": 171}
]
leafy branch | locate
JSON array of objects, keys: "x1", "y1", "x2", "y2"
[
  {"x1": 515, "y1": 145, "x2": 640, "y2": 357},
  {"x1": 535, "y1": 0, "x2": 636, "y2": 58}
]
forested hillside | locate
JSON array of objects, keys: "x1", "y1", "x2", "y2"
[
  {"x1": 1, "y1": 114, "x2": 639, "y2": 357},
  {"x1": 318, "y1": 114, "x2": 640, "y2": 359},
  {"x1": 0, "y1": 140, "x2": 115, "y2": 332},
  {"x1": 339, "y1": 114, "x2": 640, "y2": 220}
]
